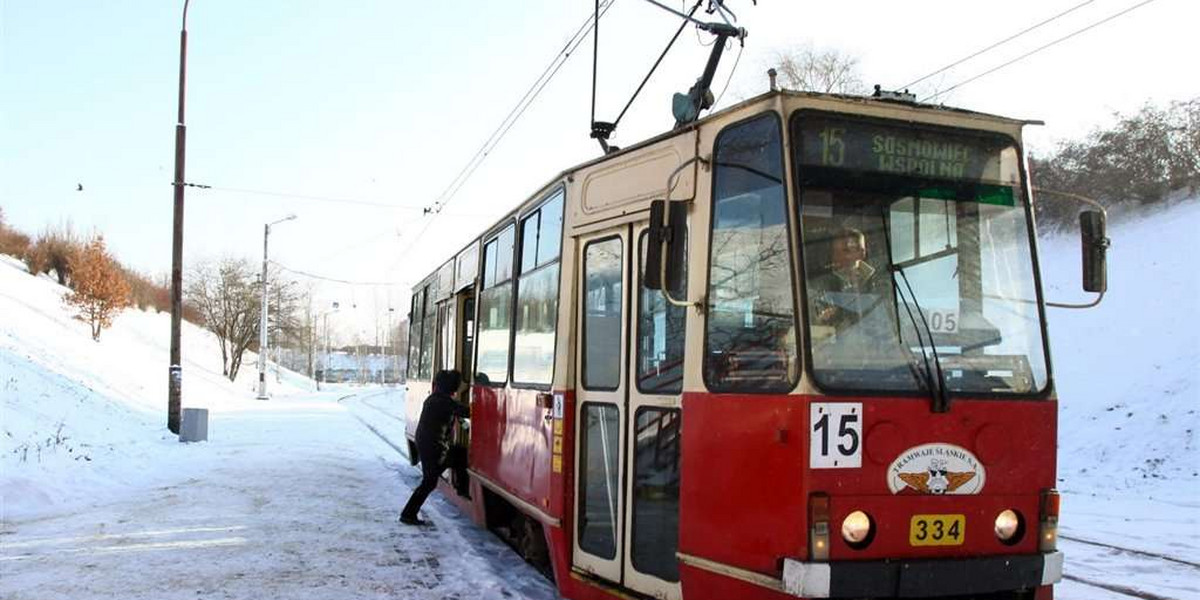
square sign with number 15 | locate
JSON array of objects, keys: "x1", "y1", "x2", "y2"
[{"x1": 810, "y1": 403, "x2": 863, "y2": 469}]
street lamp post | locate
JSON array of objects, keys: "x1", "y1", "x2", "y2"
[
  {"x1": 257, "y1": 214, "x2": 297, "y2": 400},
  {"x1": 387, "y1": 307, "x2": 395, "y2": 384},
  {"x1": 316, "y1": 302, "x2": 339, "y2": 391},
  {"x1": 168, "y1": 0, "x2": 192, "y2": 434}
]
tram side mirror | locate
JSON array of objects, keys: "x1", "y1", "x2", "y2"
[
  {"x1": 645, "y1": 200, "x2": 687, "y2": 292},
  {"x1": 1080, "y1": 210, "x2": 1109, "y2": 293}
]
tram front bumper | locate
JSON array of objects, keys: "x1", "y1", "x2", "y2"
[{"x1": 782, "y1": 551, "x2": 1063, "y2": 598}]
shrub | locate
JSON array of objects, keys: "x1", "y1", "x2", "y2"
[
  {"x1": 1031, "y1": 98, "x2": 1199, "y2": 231},
  {"x1": 66, "y1": 236, "x2": 131, "y2": 341},
  {"x1": 25, "y1": 224, "x2": 82, "y2": 286},
  {"x1": 0, "y1": 208, "x2": 32, "y2": 258}
]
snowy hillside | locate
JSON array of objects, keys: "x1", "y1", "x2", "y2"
[
  {"x1": 1038, "y1": 198, "x2": 1199, "y2": 569},
  {"x1": 1039, "y1": 200, "x2": 1199, "y2": 499},
  {"x1": 0, "y1": 255, "x2": 311, "y2": 518}
]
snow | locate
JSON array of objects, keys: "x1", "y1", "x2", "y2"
[
  {"x1": 1039, "y1": 198, "x2": 1200, "y2": 599},
  {"x1": 2, "y1": 199, "x2": 1198, "y2": 599},
  {"x1": 2, "y1": 389, "x2": 556, "y2": 599},
  {"x1": 0, "y1": 255, "x2": 554, "y2": 598}
]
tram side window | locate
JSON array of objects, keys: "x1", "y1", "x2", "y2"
[
  {"x1": 407, "y1": 288, "x2": 425, "y2": 381},
  {"x1": 578, "y1": 402, "x2": 620, "y2": 559},
  {"x1": 638, "y1": 230, "x2": 686, "y2": 394},
  {"x1": 583, "y1": 237, "x2": 623, "y2": 390},
  {"x1": 704, "y1": 113, "x2": 798, "y2": 393},
  {"x1": 438, "y1": 300, "x2": 455, "y2": 373},
  {"x1": 513, "y1": 190, "x2": 564, "y2": 387},
  {"x1": 630, "y1": 407, "x2": 681, "y2": 581},
  {"x1": 477, "y1": 224, "x2": 515, "y2": 385},
  {"x1": 419, "y1": 285, "x2": 436, "y2": 380}
]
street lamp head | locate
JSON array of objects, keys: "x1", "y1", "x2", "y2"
[
  {"x1": 332, "y1": 301, "x2": 340, "y2": 309},
  {"x1": 268, "y1": 214, "x2": 299, "y2": 228}
]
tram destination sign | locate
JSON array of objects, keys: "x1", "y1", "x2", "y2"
[{"x1": 797, "y1": 116, "x2": 1009, "y2": 182}]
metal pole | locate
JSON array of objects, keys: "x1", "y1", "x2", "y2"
[
  {"x1": 168, "y1": 0, "x2": 191, "y2": 434},
  {"x1": 324, "y1": 313, "x2": 331, "y2": 384},
  {"x1": 257, "y1": 223, "x2": 269, "y2": 399}
]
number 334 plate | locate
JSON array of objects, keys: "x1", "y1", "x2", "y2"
[
  {"x1": 810, "y1": 403, "x2": 862, "y2": 469},
  {"x1": 910, "y1": 514, "x2": 965, "y2": 546}
]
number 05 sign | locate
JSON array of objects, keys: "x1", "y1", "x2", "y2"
[{"x1": 810, "y1": 403, "x2": 863, "y2": 469}]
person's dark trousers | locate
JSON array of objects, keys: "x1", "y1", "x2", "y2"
[{"x1": 401, "y1": 459, "x2": 445, "y2": 520}]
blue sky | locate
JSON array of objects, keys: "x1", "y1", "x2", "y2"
[{"x1": 2, "y1": 0, "x2": 1195, "y2": 339}]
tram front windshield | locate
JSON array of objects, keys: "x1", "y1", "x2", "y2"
[{"x1": 792, "y1": 113, "x2": 1048, "y2": 395}]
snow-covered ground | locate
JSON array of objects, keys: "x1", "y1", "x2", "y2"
[
  {"x1": 1, "y1": 199, "x2": 1198, "y2": 599},
  {"x1": 1, "y1": 388, "x2": 556, "y2": 599}
]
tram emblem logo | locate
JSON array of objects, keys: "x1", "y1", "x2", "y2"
[{"x1": 887, "y1": 443, "x2": 985, "y2": 495}]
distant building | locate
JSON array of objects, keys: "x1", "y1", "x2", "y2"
[{"x1": 315, "y1": 350, "x2": 404, "y2": 384}]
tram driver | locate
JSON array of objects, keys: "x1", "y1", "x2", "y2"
[{"x1": 812, "y1": 226, "x2": 886, "y2": 330}]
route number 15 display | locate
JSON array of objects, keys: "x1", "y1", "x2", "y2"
[{"x1": 810, "y1": 402, "x2": 862, "y2": 469}]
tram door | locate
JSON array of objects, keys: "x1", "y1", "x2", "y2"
[{"x1": 573, "y1": 224, "x2": 683, "y2": 600}]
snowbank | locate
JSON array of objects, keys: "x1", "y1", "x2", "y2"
[{"x1": 0, "y1": 255, "x2": 312, "y2": 518}]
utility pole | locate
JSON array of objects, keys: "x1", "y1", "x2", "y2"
[
  {"x1": 257, "y1": 215, "x2": 296, "y2": 400},
  {"x1": 168, "y1": 0, "x2": 191, "y2": 434}
]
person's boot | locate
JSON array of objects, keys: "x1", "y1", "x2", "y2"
[{"x1": 399, "y1": 514, "x2": 428, "y2": 526}]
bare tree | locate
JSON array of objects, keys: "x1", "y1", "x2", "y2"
[
  {"x1": 188, "y1": 259, "x2": 305, "y2": 382},
  {"x1": 187, "y1": 258, "x2": 260, "y2": 381},
  {"x1": 771, "y1": 46, "x2": 866, "y2": 95}
]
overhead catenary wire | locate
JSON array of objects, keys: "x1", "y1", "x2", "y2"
[
  {"x1": 898, "y1": 0, "x2": 1099, "y2": 91},
  {"x1": 388, "y1": 1, "x2": 618, "y2": 278},
  {"x1": 184, "y1": 183, "x2": 429, "y2": 211},
  {"x1": 923, "y1": 0, "x2": 1159, "y2": 103},
  {"x1": 271, "y1": 260, "x2": 405, "y2": 287},
  {"x1": 425, "y1": 0, "x2": 618, "y2": 218}
]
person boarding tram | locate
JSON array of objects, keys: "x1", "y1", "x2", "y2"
[{"x1": 400, "y1": 369, "x2": 469, "y2": 526}]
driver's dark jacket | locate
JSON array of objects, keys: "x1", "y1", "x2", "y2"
[
  {"x1": 812, "y1": 263, "x2": 886, "y2": 330},
  {"x1": 413, "y1": 391, "x2": 469, "y2": 468}
]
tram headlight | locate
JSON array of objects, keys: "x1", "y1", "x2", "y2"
[
  {"x1": 994, "y1": 509, "x2": 1024, "y2": 544},
  {"x1": 840, "y1": 510, "x2": 874, "y2": 548}
]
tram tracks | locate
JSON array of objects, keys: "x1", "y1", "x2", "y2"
[
  {"x1": 358, "y1": 395, "x2": 406, "y2": 427},
  {"x1": 1060, "y1": 534, "x2": 1200, "y2": 569},
  {"x1": 1062, "y1": 574, "x2": 1179, "y2": 600},
  {"x1": 1059, "y1": 534, "x2": 1198, "y2": 600},
  {"x1": 337, "y1": 389, "x2": 410, "y2": 460},
  {"x1": 348, "y1": 408, "x2": 409, "y2": 460}
]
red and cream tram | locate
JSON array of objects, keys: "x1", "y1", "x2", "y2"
[{"x1": 405, "y1": 88, "x2": 1097, "y2": 599}]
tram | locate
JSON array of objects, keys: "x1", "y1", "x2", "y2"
[{"x1": 405, "y1": 87, "x2": 1105, "y2": 599}]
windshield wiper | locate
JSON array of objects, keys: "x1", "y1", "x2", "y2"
[
  {"x1": 889, "y1": 274, "x2": 935, "y2": 392},
  {"x1": 893, "y1": 266, "x2": 951, "y2": 413},
  {"x1": 880, "y1": 207, "x2": 950, "y2": 412}
]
